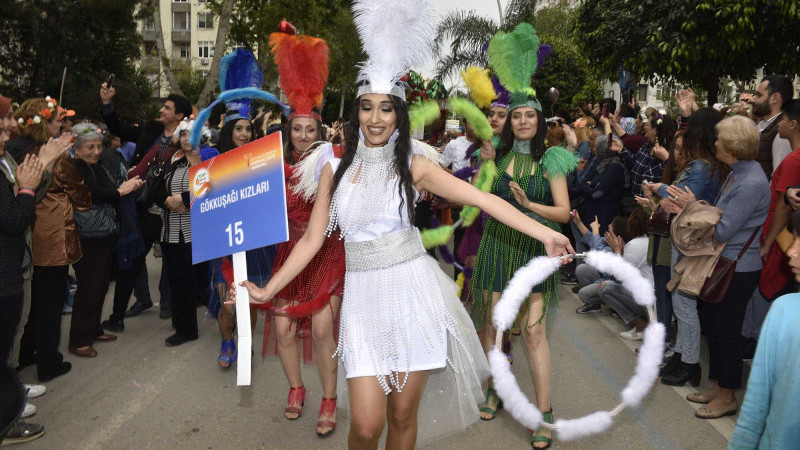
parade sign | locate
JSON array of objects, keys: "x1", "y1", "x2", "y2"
[{"x1": 189, "y1": 131, "x2": 289, "y2": 264}]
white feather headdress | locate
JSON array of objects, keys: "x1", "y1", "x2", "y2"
[{"x1": 352, "y1": 0, "x2": 437, "y2": 99}]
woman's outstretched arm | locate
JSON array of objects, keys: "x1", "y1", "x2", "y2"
[
  {"x1": 240, "y1": 164, "x2": 334, "y2": 304},
  {"x1": 412, "y1": 155, "x2": 574, "y2": 257}
]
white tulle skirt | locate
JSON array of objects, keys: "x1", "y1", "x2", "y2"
[{"x1": 335, "y1": 246, "x2": 490, "y2": 442}]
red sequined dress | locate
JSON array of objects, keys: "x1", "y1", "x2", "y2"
[{"x1": 260, "y1": 145, "x2": 346, "y2": 364}]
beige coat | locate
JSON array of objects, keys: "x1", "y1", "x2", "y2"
[{"x1": 667, "y1": 201, "x2": 727, "y2": 296}]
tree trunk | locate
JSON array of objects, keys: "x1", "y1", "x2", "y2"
[
  {"x1": 195, "y1": 0, "x2": 235, "y2": 108},
  {"x1": 339, "y1": 91, "x2": 345, "y2": 119},
  {"x1": 151, "y1": 0, "x2": 183, "y2": 96}
]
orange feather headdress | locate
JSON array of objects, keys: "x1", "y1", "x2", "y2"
[{"x1": 269, "y1": 23, "x2": 329, "y2": 122}]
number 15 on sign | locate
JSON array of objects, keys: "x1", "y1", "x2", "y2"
[{"x1": 226, "y1": 221, "x2": 244, "y2": 247}]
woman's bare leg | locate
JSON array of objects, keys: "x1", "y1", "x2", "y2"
[
  {"x1": 274, "y1": 298, "x2": 303, "y2": 418},
  {"x1": 311, "y1": 295, "x2": 342, "y2": 434},
  {"x1": 348, "y1": 376, "x2": 388, "y2": 449},
  {"x1": 386, "y1": 371, "x2": 428, "y2": 450},
  {"x1": 522, "y1": 293, "x2": 551, "y2": 448},
  {"x1": 478, "y1": 291, "x2": 502, "y2": 419}
]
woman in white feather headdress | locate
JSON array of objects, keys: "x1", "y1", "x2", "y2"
[{"x1": 232, "y1": 1, "x2": 573, "y2": 447}]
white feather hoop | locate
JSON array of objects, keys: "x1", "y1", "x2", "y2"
[
  {"x1": 352, "y1": 0, "x2": 437, "y2": 96},
  {"x1": 491, "y1": 250, "x2": 665, "y2": 442}
]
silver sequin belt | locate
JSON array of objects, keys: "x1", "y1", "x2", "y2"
[{"x1": 344, "y1": 228, "x2": 425, "y2": 272}]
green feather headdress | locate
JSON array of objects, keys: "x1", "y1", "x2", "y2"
[{"x1": 488, "y1": 23, "x2": 542, "y2": 112}]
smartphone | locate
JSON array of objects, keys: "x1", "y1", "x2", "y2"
[
  {"x1": 106, "y1": 73, "x2": 116, "y2": 89},
  {"x1": 601, "y1": 103, "x2": 608, "y2": 117}
]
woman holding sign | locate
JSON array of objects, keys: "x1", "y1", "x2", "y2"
[
  {"x1": 260, "y1": 24, "x2": 346, "y2": 437},
  {"x1": 231, "y1": 3, "x2": 573, "y2": 448},
  {"x1": 206, "y1": 49, "x2": 278, "y2": 370}
]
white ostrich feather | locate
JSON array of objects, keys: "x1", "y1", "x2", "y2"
[
  {"x1": 352, "y1": 0, "x2": 437, "y2": 94},
  {"x1": 555, "y1": 411, "x2": 614, "y2": 441},
  {"x1": 290, "y1": 142, "x2": 335, "y2": 201},
  {"x1": 411, "y1": 139, "x2": 441, "y2": 165},
  {"x1": 489, "y1": 349, "x2": 543, "y2": 431},
  {"x1": 622, "y1": 322, "x2": 665, "y2": 407},
  {"x1": 585, "y1": 251, "x2": 656, "y2": 307},
  {"x1": 492, "y1": 256, "x2": 562, "y2": 331}
]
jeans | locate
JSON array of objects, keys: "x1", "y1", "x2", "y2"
[
  {"x1": 575, "y1": 263, "x2": 601, "y2": 288},
  {"x1": 599, "y1": 281, "x2": 647, "y2": 326},
  {"x1": 671, "y1": 245, "x2": 700, "y2": 364},
  {"x1": 651, "y1": 235, "x2": 673, "y2": 342}
]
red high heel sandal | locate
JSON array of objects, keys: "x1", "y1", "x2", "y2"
[
  {"x1": 316, "y1": 397, "x2": 337, "y2": 437},
  {"x1": 284, "y1": 386, "x2": 306, "y2": 420}
]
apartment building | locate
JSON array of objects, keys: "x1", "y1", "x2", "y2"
[{"x1": 138, "y1": 0, "x2": 222, "y2": 98}]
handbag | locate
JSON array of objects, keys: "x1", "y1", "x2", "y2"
[
  {"x1": 135, "y1": 143, "x2": 169, "y2": 208},
  {"x1": 647, "y1": 203, "x2": 674, "y2": 237},
  {"x1": 74, "y1": 202, "x2": 119, "y2": 239},
  {"x1": 699, "y1": 228, "x2": 760, "y2": 304}
]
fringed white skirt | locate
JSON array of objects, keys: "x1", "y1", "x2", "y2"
[{"x1": 335, "y1": 228, "x2": 490, "y2": 441}]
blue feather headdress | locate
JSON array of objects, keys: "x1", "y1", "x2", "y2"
[
  {"x1": 218, "y1": 50, "x2": 265, "y2": 123},
  {"x1": 190, "y1": 50, "x2": 290, "y2": 146}
]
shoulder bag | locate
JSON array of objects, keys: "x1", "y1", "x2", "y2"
[
  {"x1": 699, "y1": 228, "x2": 760, "y2": 304},
  {"x1": 135, "y1": 142, "x2": 169, "y2": 208},
  {"x1": 74, "y1": 202, "x2": 119, "y2": 239}
]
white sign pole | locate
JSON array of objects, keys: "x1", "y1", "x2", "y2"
[{"x1": 232, "y1": 251, "x2": 251, "y2": 386}]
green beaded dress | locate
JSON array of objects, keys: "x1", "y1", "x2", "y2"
[{"x1": 470, "y1": 142, "x2": 577, "y2": 331}]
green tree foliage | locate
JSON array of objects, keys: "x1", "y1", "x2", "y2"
[
  {"x1": 534, "y1": 35, "x2": 600, "y2": 113},
  {"x1": 434, "y1": 0, "x2": 600, "y2": 109},
  {"x1": 174, "y1": 64, "x2": 208, "y2": 105},
  {"x1": 0, "y1": 0, "x2": 152, "y2": 122},
  {"x1": 208, "y1": 0, "x2": 363, "y2": 121},
  {"x1": 575, "y1": 0, "x2": 800, "y2": 104}
]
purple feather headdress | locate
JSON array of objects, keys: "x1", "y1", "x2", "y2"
[
  {"x1": 531, "y1": 44, "x2": 553, "y2": 83},
  {"x1": 491, "y1": 75, "x2": 511, "y2": 109}
]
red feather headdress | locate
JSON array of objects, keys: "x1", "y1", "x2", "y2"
[{"x1": 269, "y1": 24, "x2": 329, "y2": 122}]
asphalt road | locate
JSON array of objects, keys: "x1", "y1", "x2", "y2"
[{"x1": 17, "y1": 255, "x2": 737, "y2": 449}]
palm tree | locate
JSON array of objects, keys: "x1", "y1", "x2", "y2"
[{"x1": 433, "y1": 0, "x2": 540, "y2": 80}]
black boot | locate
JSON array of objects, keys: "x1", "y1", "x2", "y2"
[
  {"x1": 660, "y1": 360, "x2": 701, "y2": 387},
  {"x1": 659, "y1": 351, "x2": 682, "y2": 377}
]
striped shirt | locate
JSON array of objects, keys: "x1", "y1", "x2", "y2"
[{"x1": 160, "y1": 157, "x2": 191, "y2": 243}]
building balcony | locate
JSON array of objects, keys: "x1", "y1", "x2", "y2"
[
  {"x1": 171, "y1": 2, "x2": 190, "y2": 13},
  {"x1": 172, "y1": 30, "x2": 191, "y2": 42},
  {"x1": 142, "y1": 30, "x2": 157, "y2": 41}
]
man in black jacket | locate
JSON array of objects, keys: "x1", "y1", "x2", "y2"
[
  {"x1": 99, "y1": 83, "x2": 192, "y2": 320},
  {"x1": 99, "y1": 83, "x2": 192, "y2": 167}
]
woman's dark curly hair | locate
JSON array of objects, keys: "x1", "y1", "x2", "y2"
[
  {"x1": 496, "y1": 107, "x2": 547, "y2": 163},
  {"x1": 682, "y1": 107, "x2": 726, "y2": 179},
  {"x1": 649, "y1": 114, "x2": 677, "y2": 151},
  {"x1": 331, "y1": 93, "x2": 416, "y2": 224},
  {"x1": 217, "y1": 118, "x2": 253, "y2": 153},
  {"x1": 284, "y1": 112, "x2": 324, "y2": 165}
]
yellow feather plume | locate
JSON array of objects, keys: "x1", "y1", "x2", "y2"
[{"x1": 461, "y1": 67, "x2": 495, "y2": 109}]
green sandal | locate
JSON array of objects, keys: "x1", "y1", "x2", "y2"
[
  {"x1": 479, "y1": 387, "x2": 503, "y2": 420},
  {"x1": 530, "y1": 408, "x2": 553, "y2": 449}
]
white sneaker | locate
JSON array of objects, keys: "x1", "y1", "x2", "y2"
[
  {"x1": 619, "y1": 327, "x2": 644, "y2": 341},
  {"x1": 25, "y1": 384, "x2": 46, "y2": 399},
  {"x1": 22, "y1": 402, "x2": 37, "y2": 418}
]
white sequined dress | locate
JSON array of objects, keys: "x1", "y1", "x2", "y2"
[{"x1": 317, "y1": 136, "x2": 490, "y2": 441}]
